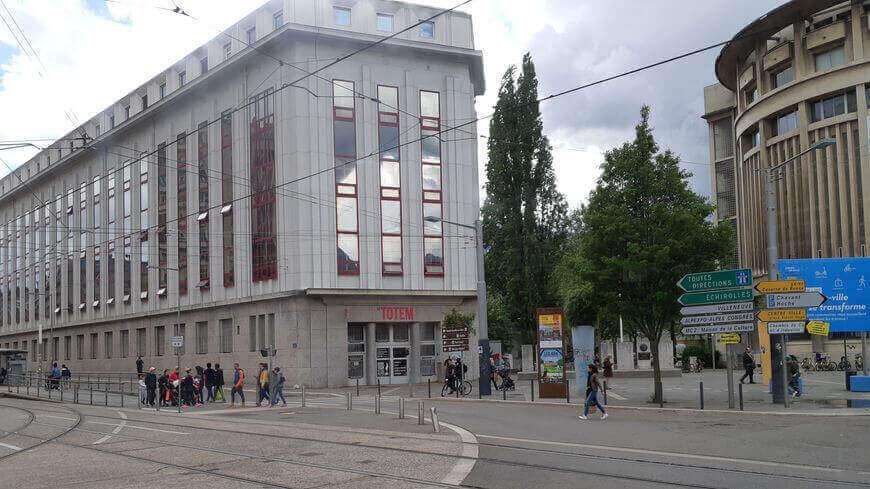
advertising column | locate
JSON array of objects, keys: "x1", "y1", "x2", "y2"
[{"x1": 537, "y1": 308, "x2": 566, "y2": 398}]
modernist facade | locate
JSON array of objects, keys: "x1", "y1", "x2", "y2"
[
  {"x1": 0, "y1": 0, "x2": 485, "y2": 387},
  {"x1": 703, "y1": 0, "x2": 870, "y2": 352}
]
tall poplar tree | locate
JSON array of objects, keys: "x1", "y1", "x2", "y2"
[{"x1": 482, "y1": 53, "x2": 569, "y2": 346}]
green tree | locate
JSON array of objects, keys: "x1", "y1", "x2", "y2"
[
  {"x1": 579, "y1": 106, "x2": 733, "y2": 403},
  {"x1": 482, "y1": 53, "x2": 569, "y2": 347}
]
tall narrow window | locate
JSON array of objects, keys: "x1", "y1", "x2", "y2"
[
  {"x1": 378, "y1": 85, "x2": 402, "y2": 275},
  {"x1": 123, "y1": 165, "x2": 131, "y2": 233},
  {"x1": 154, "y1": 325, "x2": 165, "y2": 356},
  {"x1": 107, "y1": 242, "x2": 115, "y2": 305},
  {"x1": 197, "y1": 121, "x2": 210, "y2": 289},
  {"x1": 23, "y1": 212, "x2": 29, "y2": 323},
  {"x1": 157, "y1": 143, "x2": 167, "y2": 295},
  {"x1": 249, "y1": 89, "x2": 277, "y2": 281},
  {"x1": 333, "y1": 80, "x2": 359, "y2": 275},
  {"x1": 123, "y1": 164, "x2": 132, "y2": 303},
  {"x1": 420, "y1": 90, "x2": 444, "y2": 276},
  {"x1": 220, "y1": 110, "x2": 234, "y2": 286},
  {"x1": 93, "y1": 245, "x2": 100, "y2": 307},
  {"x1": 140, "y1": 158, "x2": 149, "y2": 301},
  {"x1": 107, "y1": 170, "x2": 116, "y2": 305},
  {"x1": 177, "y1": 132, "x2": 188, "y2": 294},
  {"x1": 79, "y1": 182, "x2": 87, "y2": 311},
  {"x1": 123, "y1": 236, "x2": 131, "y2": 302},
  {"x1": 66, "y1": 190, "x2": 74, "y2": 313}
]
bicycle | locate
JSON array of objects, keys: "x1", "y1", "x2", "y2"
[
  {"x1": 800, "y1": 357, "x2": 816, "y2": 372},
  {"x1": 441, "y1": 378, "x2": 473, "y2": 397}
]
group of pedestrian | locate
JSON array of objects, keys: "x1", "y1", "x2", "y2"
[
  {"x1": 254, "y1": 363, "x2": 287, "y2": 407},
  {"x1": 45, "y1": 362, "x2": 71, "y2": 389},
  {"x1": 137, "y1": 362, "x2": 227, "y2": 408}
]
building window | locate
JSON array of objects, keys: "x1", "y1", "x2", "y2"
[
  {"x1": 76, "y1": 335, "x2": 83, "y2": 360},
  {"x1": 332, "y1": 80, "x2": 359, "y2": 275},
  {"x1": 154, "y1": 325, "x2": 165, "y2": 356},
  {"x1": 377, "y1": 85, "x2": 402, "y2": 275},
  {"x1": 420, "y1": 323, "x2": 436, "y2": 376},
  {"x1": 420, "y1": 21, "x2": 434, "y2": 38},
  {"x1": 220, "y1": 110, "x2": 234, "y2": 286},
  {"x1": 811, "y1": 91, "x2": 857, "y2": 122},
  {"x1": 178, "y1": 70, "x2": 186, "y2": 87},
  {"x1": 248, "y1": 316, "x2": 257, "y2": 351},
  {"x1": 109, "y1": 115, "x2": 115, "y2": 129},
  {"x1": 177, "y1": 132, "x2": 188, "y2": 294},
  {"x1": 246, "y1": 26, "x2": 256, "y2": 45},
  {"x1": 249, "y1": 89, "x2": 277, "y2": 281},
  {"x1": 94, "y1": 124, "x2": 101, "y2": 136},
  {"x1": 223, "y1": 42, "x2": 231, "y2": 60},
  {"x1": 420, "y1": 90, "x2": 444, "y2": 276},
  {"x1": 157, "y1": 143, "x2": 168, "y2": 293},
  {"x1": 744, "y1": 84, "x2": 757, "y2": 105},
  {"x1": 159, "y1": 82, "x2": 166, "y2": 100},
  {"x1": 273, "y1": 10, "x2": 283, "y2": 29},
  {"x1": 334, "y1": 6, "x2": 351, "y2": 26},
  {"x1": 64, "y1": 336, "x2": 71, "y2": 360},
  {"x1": 715, "y1": 160, "x2": 736, "y2": 219},
  {"x1": 107, "y1": 242, "x2": 115, "y2": 305},
  {"x1": 220, "y1": 318, "x2": 233, "y2": 353},
  {"x1": 196, "y1": 321, "x2": 208, "y2": 354},
  {"x1": 93, "y1": 245, "x2": 100, "y2": 306},
  {"x1": 136, "y1": 327, "x2": 146, "y2": 356},
  {"x1": 712, "y1": 118, "x2": 733, "y2": 160},
  {"x1": 141, "y1": 94, "x2": 148, "y2": 110},
  {"x1": 377, "y1": 13, "x2": 393, "y2": 32},
  {"x1": 90, "y1": 333, "x2": 98, "y2": 359},
  {"x1": 123, "y1": 237, "x2": 131, "y2": 302},
  {"x1": 814, "y1": 46, "x2": 845, "y2": 72},
  {"x1": 347, "y1": 324, "x2": 365, "y2": 378},
  {"x1": 199, "y1": 56, "x2": 208, "y2": 75},
  {"x1": 771, "y1": 65, "x2": 794, "y2": 89},
  {"x1": 124, "y1": 105, "x2": 130, "y2": 120},
  {"x1": 120, "y1": 329, "x2": 129, "y2": 358},
  {"x1": 123, "y1": 165, "x2": 131, "y2": 233},
  {"x1": 772, "y1": 111, "x2": 798, "y2": 136},
  {"x1": 140, "y1": 233, "x2": 149, "y2": 301},
  {"x1": 104, "y1": 331, "x2": 113, "y2": 359},
  {"x1": 197, "y1": 121, "x2": 209, "y2": 288}
]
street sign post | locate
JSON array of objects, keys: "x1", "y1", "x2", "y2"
[
  {"x1": 755, "y1": 280, "x2": 806, "y2": 294},
  {"x1": 680, "y1": 312, "x2": 755, "y2": 325},
  {"x1": 677, "y1": 268, "x2": 752, "y2": 292},
  {"x1": 767, "y1": 322, "x2": 805, "y2": 335},
  {"x1": 756, "y1": 309, "x2": 807, "y2": 322},
  {"x1": 170, "y1": 336, "x2": 183, "y2": 348},
  {"x1": 680, "y1": 302, "x2": 754, "y2": 315},
  {"x1": 718, "y1": 333, "x2": 741, "y2": 344},
  {"x1": 681, "y1": 323, "x2": 755, "y2": 335},
  {"x1": 678, "y1": 288, "x2": 753, "y2": 306},
  {"x1": 806, "y1": 320, "x2": 831, "y2": 336},
  {"x1": 764, "y1": 292, "x2": 826, "y2": 309}
]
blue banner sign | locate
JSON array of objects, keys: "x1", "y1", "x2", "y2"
[{"x1": 778, "y1": 258, "x2": 870, "y2": 332}]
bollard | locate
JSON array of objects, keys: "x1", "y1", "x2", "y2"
[
  {"x1": 700, "y1": 381, "x2": 705, "y2": 410},
  {"x1": 530, "y1": 379, "x2": 534, "y2": 402},
  {"x1": 356, "y1": 378, "x2": 360, "y2": 397},
  {"x1": 90, "y1": 385, "x2": 94, "y2": 405},
  {"x1": 739, "y1": 382, "x2": 744, "y2": 411},
  {"x1": 346, "y1": 392, "x2": 352, "y2": 411},
  {"x1": 177, "y1": 386, "x2": 182, "y2": 414},
  {"x1": 428, "y1": 379, "x2": 431, "y2": 399},
  {"x1": 301, "y1": 385, "x2": 306, "y2": 408},
  {"x1": 566, "y1": 378, "x2": 570, "y2": 404},
  {"x1": 430, "y1": 406, "x2": 441, "y2": 433},
  {"x1": 603, "y1": 381, "x2": 608, "y2": 405},
  {"x1": 121, "y1": 386, "x2": 124, "y2": 408},
  {"x1": 418, "y1": 401, "x2": 424, "y2": 425},
  {"x1": 74, "y1": 385, "x2": 79, "y2": 404},
  {"x1": 37, "y1": 379, "x2": 40, "y2": 398},
  {"x1": 105, "y1": 386, "x2": 109, "y2": 406},
  {"x1": 60, "y1": 382, "x2": 64, "y2": 402},
  {"x1": 375, "y1": 395, "x2": 381, "y2": 415},
  {"x1": 398, "y1": 397, "x2": 405, "y2": 419},
  {"x1": 377, "y1": 379, "x2": 381, "y2": 397},
  {"x1": 503, "y1": 385, "x2": 506, "y2": 401},
  {"x1": 138, "y1": 385, "x2": 142, "y2": 409},
  {"x1": 409, "y1": 381, "x2": 414, "y2": 399}
]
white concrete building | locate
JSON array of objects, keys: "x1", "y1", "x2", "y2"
[{"x1": 0, "y1": 0, "x2": 485, "y2": 387}]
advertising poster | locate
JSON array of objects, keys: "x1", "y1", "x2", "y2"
[
  {"x1": 537, "y1": 308, "x2": 567, "y2": 398},
  {"x1": 539, "y1": 348, "x2": 564, "y2": 383},
  {"x1": 539, "y1": 313, "x2": 564, "y2": 348},
  {"x1": 779, "y1": 258, "x2": 870, "y2": 332}
]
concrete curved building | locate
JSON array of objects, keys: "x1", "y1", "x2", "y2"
[{"x1": 704, "y1": 0, "x2": 870, "y2": 278}]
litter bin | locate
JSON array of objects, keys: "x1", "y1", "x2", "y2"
[{"x1": 846, "y1": 370, "x2": 857, "y2": 391}]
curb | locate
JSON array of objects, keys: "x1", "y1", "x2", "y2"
[{"x1": 0, "y1": 392, "x2": 62, "y2": 404}]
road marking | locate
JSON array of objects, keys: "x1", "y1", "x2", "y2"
[
  {"x1": 439, "y1": 421, "x2": 478, "y2": 485},
  {"x1": 93, "y1": 411, "x2": 127, "y2": 445},
  {"x1": 804, "y1": 379, "x2": 844, "y2": 386},
  {"x1": 476, "y1": 434, "x2": 865, "y2": 475},
  {"x1": 0, "y1": 442, "x2": 22, "y2": 451},
  {"x1": 606, "y1": 391, "x2": 627, "y2": 400},
  {"x1": 39, "y1": 414, "x2": 188, "y2": 435}
]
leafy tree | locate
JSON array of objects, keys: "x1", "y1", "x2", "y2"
[
  {"x1": 482, "y1": 53, "x2": 569, "y2": 347},
  {"x1": 579, "y1": 106, "x2": 733, "y2": 403}
]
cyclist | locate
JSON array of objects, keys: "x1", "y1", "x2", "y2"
[{"x1": 444, "y1": 357, "x2": 457, "y2": 394}]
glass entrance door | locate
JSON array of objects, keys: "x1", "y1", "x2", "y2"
[{"x1": 375, "y1": 323, "x2": 410, "y2": 384}]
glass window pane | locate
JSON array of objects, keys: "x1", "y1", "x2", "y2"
[
  {"x1": 421, "y1": 92, "x2": 439, "y2": 118},
  {"x1": 823, "y1": 97, "x2": 834, "y2": 118},
  {"x1": 424, "y1": 237, "x2": 443, "y2": 265},
  {"x1": 380, "y1": 161, "x2": 400, "y2": 187},
  {"x1": 334, "y1": 7, "x2": 350, "y2": 25},
  {"x1": 422, "y1": 164, "x2": 441, "y2": 190},
  {"x1": 333, "y1": 80, "x2": 354, "y2": 107},
  {"x1": 381, "y1": 200, "x2": 401, "y2": 234},
  {"x1": 393, "y1": 324, "x2": 409, "y2": 342},
  {"x1": 832, "y1": 94, "x2": 845, "y2": 116},
  {"x1": 378, "y1": 85, "x2": 398, "y2": 108},
  {"x1": 423, "y1": 203, "x2": 441, "y2": 234},
  {"x1": 376, "y1": 324, "x2": 389, "y2": 342},
  {"x1": 336, "y1": 197, "x2": 357, "y2": 232},
  {"x1": 420, "y1": 21, "x2": 434, "y2": 38},
  {"x1": 422, "y1": 323, "x2": 435, "y2": 341},
  {"x1": 422, "y1": 133, "x2": 440, "y2": 163},
  {"x1": 812, "y1": 101, "x2": 823, "y2": 122},
  {"x1": 335, "y1": 161, "x2": 357, "y2": 186},
  {"x1": 382, "y1": 236, "x2": 401, "y2": 263},
  {"x1": 334, "y1": 120, "x2": 356, "y2": 157},
  {"x1": 377, "y1": 14, "x2": 393, "y2": 32},
  {"x1": 337, "y1": 234, "x2": 359, "y2": 272},
  {"x1": 379, "y1": 125, "x2": 400, "y2": 160},
  {"x1": 847, "y1": 91, "x2": 857, "y2": 113}
]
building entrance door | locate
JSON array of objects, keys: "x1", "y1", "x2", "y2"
[{"x1": 375, "y1": 323, "x2": 410, "y2": 384}]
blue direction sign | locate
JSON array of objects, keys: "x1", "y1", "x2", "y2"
[
  {"x1": 779, "y1": 258, "x2": 870, "y2": 332},
  {"x1": 677, "y1": 268, "x2": 752, "y2": 292}
]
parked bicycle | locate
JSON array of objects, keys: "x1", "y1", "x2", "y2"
[
  {"x1": 838, "y1": 356, "x2": 853, "y2": 372},
  {"x1": 441, "y1": 378, "x2": 472, "y2": 397}
]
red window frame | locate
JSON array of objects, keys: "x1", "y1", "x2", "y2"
[
  {"x1": 157, "y1": 143, "x2": 168, "y2": 291},
  {"x1": 420, "y1": 90, "x2": 444, "y2": 276},
  {"x1": 176, "y1": 132, "x2": 188, "y2": 295},
  {"x1": 250, "y1": 88, "x2": 277, "y2": 282},
  {"x1": 197, "y1": 121, "x2": 210, "y2": 289},
  {"x1": 378, "y1": 85, "x2": 402, "y2": 275},
  {"x1": 220, "y1": 110, "x2": 235, "y2": 287},
  {"x1": 333, "y1": 80, "x2": 360, "y2": 275}
]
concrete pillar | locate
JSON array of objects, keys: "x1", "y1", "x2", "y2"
[
  {"x1": 410, "y1": 322, "x2": 421, "y2": 384},
  {"x1": 366, "y1": 322, "x2": 376, "y2": 385},
  {"x1": 852, "y1": 2, "x2": 864, "y2": 61}
]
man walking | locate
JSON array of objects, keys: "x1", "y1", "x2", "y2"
[
  {"x1": 214, "y1": 363, "x2": 225, "y2": 402},
  {"x1": 269, "y1": 367, "x2": 286, "y2": 407},
  {"x1": 739, "y1": 347, "x2": 755, "y2": 384},
  {"x1": 135, "y1": 356, "x2": 144, "y2": 375},
  {"x1": 230, "y1": 363, "x2": 245, "y2": 407},
  {"x1": 256, "y1": 364, "x2": 270, "y2": 407},
  {"x1": 204, "y1": 363, "x2": 216, "y2": 402},
  {"x1": 144, "y1": 367, "x2": 157, "y2": 407},
  {"x1": 578, "y1": 364, "x2": 607, "y2": 420}
]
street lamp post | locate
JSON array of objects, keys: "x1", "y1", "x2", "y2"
[
  {"x1": 760, "y1": 138, "x2": 835, "y2": 405},
  {"x1": 424, "y1": 216, "x2": 491, "y2": 397}
]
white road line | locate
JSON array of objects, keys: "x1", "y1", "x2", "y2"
[
  {"x1": 804, "y1": 379, "x2": 844, "y2": 385},
  {"x1": 605, "y1": 391, "x2": 627, "y2": 400},
  {"x1": 476, "y1": 434, "x2": 868, "y2": 476},
  {"x1": 92, "y1": 411, "x2": 127, "y2": 445},
  {"x1": 0, "y1": 442, "x2": 22, "y2": 451},
  {"x1": 439, "y1": 421, "x2": 478, "y2": 485}
]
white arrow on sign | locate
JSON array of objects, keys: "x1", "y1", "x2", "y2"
[
  {"x1": 765, "y1": 292, "x2": 826, "y2": 309},
  {"x1": 767, "y1": 321, "x2": 805, "y2": 334},
  {"x1": 681, "y1": 323, "x2": 756, "y2": 335},
  {"x1": 679, "y1": 301, "x2": 754, "y2": 316},
  {"x1": 680, "y1": 312, "x2": 755, "y2": 325}
]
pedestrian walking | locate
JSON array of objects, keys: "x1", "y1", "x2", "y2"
[
  {"x1": 578, "y1": 364, "x2": 607, "y2": 420},
  {"x1": 269, "y1": 367, "x2": 286, "y2": 407},
  {"x1": 739, "y1": 347, "x2": 756, "y2": 384},
  {"x1": 603, "y1": 356, "x2": 614, "y2": 378},
  {"x1": 195, "y1": 365, "x2": 205, "y2": 404},
  {"x1": 204, "y1": 363, "x2": 216, "y2": 402},
  {"x1": 158, "y1": 369, "x2": 170, "y2": 407},
  {"x1": 230, "y1": 363, "x2": 245, "y2": 407},
  {"x1": 214, "y1": 363, "x2": 225, "y2": 402},
  {"x1": 138, "y1": 374, "x2": 147, "y2": 404},
  {"x1": 144, "y1": 367, "x2": 157, "y2": 407},
  {"x1": 135, "y1": 356, "x2": 144, "y2": 374},
  {"x1": 180, "y1": 369, "x2": 195, "y2": 407},
  {"x1": 256, "y1": 364, "x2": 270, "y2": 406}
]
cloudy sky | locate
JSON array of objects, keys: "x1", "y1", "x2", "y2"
[{"x1": 0, "y1": 0, "x2": 782, "y2": 208}]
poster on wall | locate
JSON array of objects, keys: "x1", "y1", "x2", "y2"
[{"x1": 537, "y1": 308, "x2": 567, "y2": 398}]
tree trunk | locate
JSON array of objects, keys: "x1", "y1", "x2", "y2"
[{"x1": 651, "y1": 337, "x2": 663, "y2": 404}]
